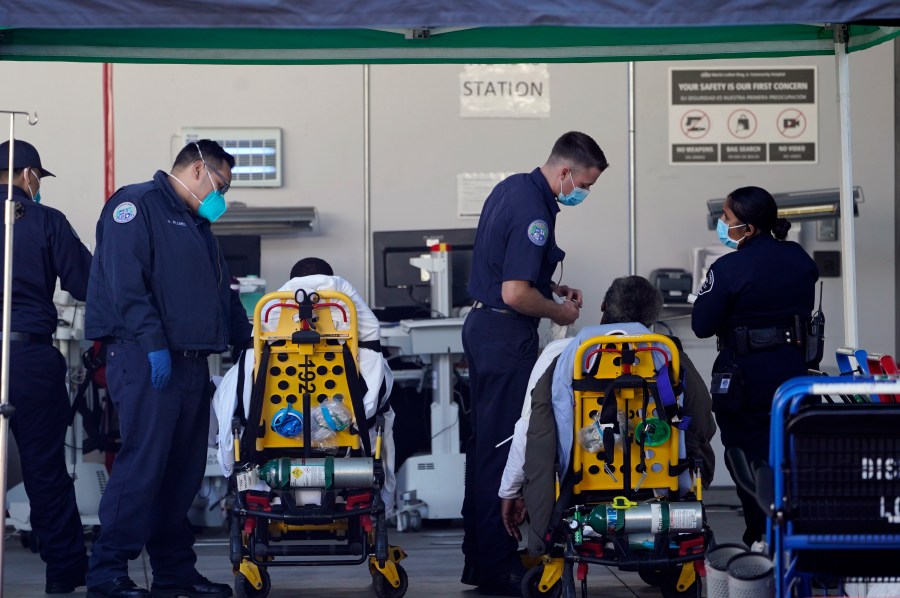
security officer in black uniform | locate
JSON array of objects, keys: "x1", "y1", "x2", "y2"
[
  {"x1": 461, "y1": 131, "x2": 608, "y2": 596},
  {"x1": 692, "y1": 185, "x2": 818, "y2": 547},
  {"x1": 0, "y1": 139, "x2": 91, "y2": 594},
  {"x1": 85, "y1": 140, "x2": 251, "y2": 598}
]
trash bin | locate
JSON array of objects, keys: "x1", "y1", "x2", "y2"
[
  {"x1": 705, "y1": 543, "x2": 748, "y2": 598},
  {"x1": 727, "y1": 552, "x2": 774, "y2": 598}
]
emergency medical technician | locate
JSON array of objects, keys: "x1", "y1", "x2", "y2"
[
  {"x1": 461, "y1": 131, "x2": 608, "y2": 596},
  {"x1": 0, "y1": 139, "x2": 91, "y2": 594},
  {"x1": 85, "y1": 140, "x2": 251, "y2": 598},
  {"x1": 692, "y1": 185, "x2": 818, "y2": 547}
]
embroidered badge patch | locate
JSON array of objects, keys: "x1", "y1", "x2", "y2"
[
  {"x1": 698, "y1": 269, "x2": 714, "y2": 295},
  {"x1": 527, "y1": 220, "x2": 549, "y2": 246},
  {"x1": 113, "y1": 202, "x2": 137, "y2": 224}
]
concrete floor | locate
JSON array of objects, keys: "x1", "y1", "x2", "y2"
[{"x1": 2, "y1": 489, "x2": 745, "y2": 597}]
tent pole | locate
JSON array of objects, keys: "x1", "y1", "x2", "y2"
[
  {"x1": 0, "y1": 109, "x2": 37, "y2": 596},
  {"x1": 363, "y1": 65, "x2": 372, "y2": 300},
  {"x1": 834, "y1": 25, "x2": 859, "y2": 347},
  {"x1": 627, "y1": 62, "x2": 636, "y2": 275}
]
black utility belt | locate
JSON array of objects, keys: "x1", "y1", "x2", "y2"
[
  {"x1": 471, "y1": 301, "x2": 539, "y2": 325},
  {"x1": 107, "y1": 337, "x2": 215, "y2": 358},
  {"x1": 0, "y1": 332, "x2": 53, "y2": 345},
  {"x1": 718, "y1": 324, "x2": 804, "y2": 355}
]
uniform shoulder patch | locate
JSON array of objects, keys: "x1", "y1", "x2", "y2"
[
  {"x1": 527, "y1": 219, "x2": 549, "y2": 246},
  {"x1": 113, "y1": 201, "x2": 137, "y2": 224},
  {"x1": 698, "y1": 269, "x2": 714, "y2": 295}
]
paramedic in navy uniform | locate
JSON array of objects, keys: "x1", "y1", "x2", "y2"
[
  {"x1": 0, "y1": 140, "x2": 91, "y2": 594},
  {"x1": 85, "y1": 140, "x2": 251, "y2": 598},
  {"x1": 461, "y1": 131, "x2": 608, "y2": 596},
  {"x1": 692, "y1": 186, "x2": 817, "y2": 548}
]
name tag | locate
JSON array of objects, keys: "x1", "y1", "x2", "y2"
[{"x1": 710, "y1": 372, "x2": 732, "y2": 395}]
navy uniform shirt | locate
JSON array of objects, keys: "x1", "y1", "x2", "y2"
[
  {"x1": 467, "y1": 168, "x2": 566, "y2": 312},
  {"x1": 0, "y1": 185, "x2": 92, "y2": 334},
  {"x1": 692, "y1": 233, "x2": 818, "y2": 339},
  {"x1": 85, "y1": 170, "x2": 251, "y2": 353}
]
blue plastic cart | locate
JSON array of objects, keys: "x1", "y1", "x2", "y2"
[{"x1": 767, "y1": 376, "x2": 900, "y2": 597}]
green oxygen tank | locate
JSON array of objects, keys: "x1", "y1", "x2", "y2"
[
  {"x1": 585, "y1": 501, "x2": 703, "y2": 535},
  {"x1": 259, "y1": 457, "x2": 375, "y2": 489},
  {"x1": 260, "y1": 457, "x2": 332, "y2": 489}
]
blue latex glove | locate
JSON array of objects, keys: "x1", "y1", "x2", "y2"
[{"x1": 148, "y1": 349, "x2": 172, "y2": 390}]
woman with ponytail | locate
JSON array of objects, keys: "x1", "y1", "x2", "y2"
[{"x1": 692, "y1": 186, "x2": 818, "y2": 547}]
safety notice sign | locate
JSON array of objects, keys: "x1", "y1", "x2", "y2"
[{"x1": 669, "y1": 67, "x2": 817, "y2": 165}]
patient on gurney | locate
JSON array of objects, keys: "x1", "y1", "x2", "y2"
[
  {"x1": 498, "y1": 276, "x2": 716, "y2": 555},
  {"x1": 212, "y1": 257, "x2": 397, "y2": 513}
]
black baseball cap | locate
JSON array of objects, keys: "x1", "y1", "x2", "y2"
[{"x1": 0, "y1": 139, "x2": 54, "y2": 177}]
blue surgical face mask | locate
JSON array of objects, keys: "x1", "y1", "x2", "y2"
[
  {"x1": 167, "y1": 166, "x2": 228, "y2": 223},
  {"x1": 717, "y1": 219, "x2": 746, "y2": 249},
  {"x1": 197, "y1": 164, "x2": 228, "y2": 222},
  {"x1": 557, "y1": 171, "x2": 589, "y2": 206},
  {"x1": 197, "y1": 188, "x2": 227, "y2": 222},
  {"x1": 25, "y1": 169, "x2": 41, "y2": 203}
]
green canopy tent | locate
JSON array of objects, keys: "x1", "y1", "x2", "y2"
[
  {"x1": 0, "y1": 23, "x2": 897, "y2": 64},
  {"x1": 1, "y1": 4, "x2": 899, "y2": 589}
]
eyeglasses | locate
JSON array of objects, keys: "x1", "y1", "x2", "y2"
[{"x1": 205, "y1": 162, "x2": 231, "y2": 195}]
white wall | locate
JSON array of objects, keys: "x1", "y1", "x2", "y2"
[{"x1": 0, "y1": 42, "x2": 894, "y2": 487}]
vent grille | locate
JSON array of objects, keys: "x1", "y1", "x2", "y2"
[
  {"x1": 96, "y1": 469, "x2": 108, "y2": 494},
  {"x1": 417, "y1": 462, "x2": 435, "y2": 471},
  {"x1": 182, "y1": 128, "x2": 282, "y2": 188}
]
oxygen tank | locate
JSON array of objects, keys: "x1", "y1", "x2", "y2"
[
  {"x1": 585, "y1": 501, "x2": 703, "y2": 535},
  {"x1": 259, "y1": 456, "x2": 374, "y2": 489}
]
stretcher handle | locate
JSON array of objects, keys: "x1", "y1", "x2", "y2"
[
  {"x1": 582, "y1": 345, "x2": 669, "y2": 371},
  {"x1": 263, "y1": 301, "x2": 348, "y2": 323}
]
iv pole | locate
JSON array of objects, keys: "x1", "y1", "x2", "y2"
[{"x1": 0, "y1": 109, "x2": 38, "y2": 595}]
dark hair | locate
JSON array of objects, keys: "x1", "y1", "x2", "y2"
[
  {"x1": 728, "y1": 186, "x2": 791, "y2": 240},
  {"x1": 601, "y1": 276, "x2": 662, "y2": 327},
  {"x1": 547, "y1": 131, "x2": 609, "y2": 172},
  {"x1": 172, "y1": 139, "x2": 235, "y2": 170},
  {"x1": 290, "y1": 257, "x2": 333, "y2": 278}
]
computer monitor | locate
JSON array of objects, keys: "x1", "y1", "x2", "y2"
[
  {"x1": 218, "y1": 235, "x2": 261, "y2": 277},
  {"x1": 372, "y1": 228, "x2": 477, "y2": 320}
]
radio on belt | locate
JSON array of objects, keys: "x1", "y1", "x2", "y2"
[{"x1": 649, "y1": 268, "x2": 693, "y2": 303}]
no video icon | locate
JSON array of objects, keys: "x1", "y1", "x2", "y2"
[{"x1": 777, "y1": 108, "x2": 807, "y2": 138}]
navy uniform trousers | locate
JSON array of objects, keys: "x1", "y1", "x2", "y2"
[
  {"x1": 87, "y1": 342, "x2": 210, "y2": 587},
  {"x1": 461, "y1": 309, "x2": 538, "y2": 575},
  {"x1": 7, "y1": 342, "x2": 87, "y2": 580}
]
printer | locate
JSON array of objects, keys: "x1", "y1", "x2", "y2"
[{"x1": 649, "y1": 268, "x2": 693, "y2": 304}]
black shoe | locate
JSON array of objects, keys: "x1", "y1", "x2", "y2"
[
  {"x1": 461, "y1": 563, "x2": 481, "y2": 586},
  {"x1": 46, "y1": 574, "x2": 86, "y2": 594},
  {"x1": 86, "y1": 577, "x2": 150, "y2": 598},
  {"x1": 478, "y1": 568, "x2": 526, "y2": 597},
  {"x1": 150, "y1": 576, "x2": 232, "y2": 598}
]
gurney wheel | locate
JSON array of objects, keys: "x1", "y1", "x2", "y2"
[
  {"x1": 522, "y1": 564, "x2": 562, "y2": 598},
  {"x1": 234, "y1": 567, "x2": 270, "y2": 598},
  {"x1": 638, "y1": 569, "x2": 664, "y2": 587},
  {"x1": 409, "y1": 510, "x2": 422, "y2": 532},
  {"x1": 372, "y1": 563, "x2": 408, "y2": 598}
]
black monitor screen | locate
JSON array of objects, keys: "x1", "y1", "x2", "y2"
[
  {"x1": 373, "y1": 228, "x2": 476, "y2": 320},
  {"x1": 218, "y1": 235, "x2": 261, "y2": 278}
]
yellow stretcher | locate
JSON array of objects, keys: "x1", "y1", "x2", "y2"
[
  {"x1": 525, "y1": 334, "x2": 707, "y2": 598},
  {"x1": 228, "y1": 289, "x2": 407, "y2": 598}
]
